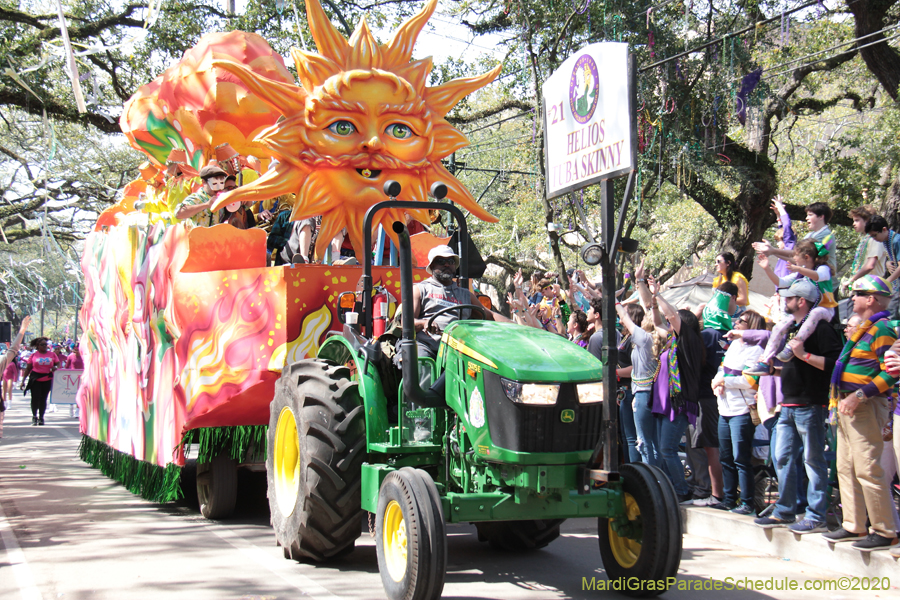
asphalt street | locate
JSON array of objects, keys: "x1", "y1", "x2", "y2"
[{"x1": 0, "y1": 398, "x2": 895, "y2": 600}]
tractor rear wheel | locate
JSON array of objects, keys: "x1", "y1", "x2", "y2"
[
  {"x1": 598, "y1": 463, "x2": 682, "y2": 597},
  {"x1": 197, "y1": 452, "x2": 237, "y2": 519},
  {"x1": 267, "y1": 359, "x2": 366, "y2": 561},
  {"x1": 474, "y1": 519, "x2": 565, "y2": 551},
  {"x1": 376, "y1": 468, "x2": 447, "y2": 600}
]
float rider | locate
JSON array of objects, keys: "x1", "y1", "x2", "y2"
[{"x1": 175, "y1": 164, "x2": 228, "y2": 227}]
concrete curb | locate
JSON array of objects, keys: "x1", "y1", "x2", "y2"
[{"x1": 681, "y1": 505, "x2": 899, "y2": 579}]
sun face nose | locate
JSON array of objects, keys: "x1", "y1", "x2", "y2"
[{"x1": 360, "y1": 135, "x2": 384, "y2": 152}]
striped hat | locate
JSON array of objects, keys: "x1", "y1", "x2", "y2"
[{"x1": 851, "y1": 275, "x2": 891, "y2": 296}]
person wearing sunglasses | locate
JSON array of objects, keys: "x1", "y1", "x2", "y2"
[
  {"x1": 825, "y1": 275, "x2": 899, "y2": 551},
  {"x1": 711, "y1": 310, "x2": 767, "y2": 515},
  {"x1": 409, "y1": 245, "x2": 509, "y2": 362},
  {"x1": 751, "y1": 277, "x2": 842, "y2": 534}
]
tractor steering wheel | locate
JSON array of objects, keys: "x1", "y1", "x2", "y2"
[{"x1": 425, "y1": 303, "x2": 488, "y2": 333}]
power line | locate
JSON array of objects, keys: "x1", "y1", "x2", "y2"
[
  {"x1": 461, "y1": 110, "x2": 533, "y2": 134},
  {"x1": 464, "y1": 132, "x2": 533, "y2": 149},
  {"x1": 447, "y1": 164, "x2": 537, "y2": 176},
  {"x1": 758, "y1": 22, "x2": 900, "y2": 76},
  {"x1": 766, "y1": 29, "x2": 900, "y2": 79},
  {"x1": 638, "y1": 0, "x2": 821, "y2": 72}
]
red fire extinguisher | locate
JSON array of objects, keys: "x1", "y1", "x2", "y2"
[{"x1": 372, "y1": 286, "x2": 389, "y2": 337}]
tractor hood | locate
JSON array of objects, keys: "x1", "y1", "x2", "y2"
[{"x1": 440, "y1": 321, "x2": 603, "y2": 382}]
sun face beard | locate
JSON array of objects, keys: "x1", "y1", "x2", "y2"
[{"x1": 292, "y1": 166, "x2": 430, "y2": 259}]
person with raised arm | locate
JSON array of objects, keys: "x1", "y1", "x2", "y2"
[
  {"x1": 754, "y1": 200, "x2": 836, "y2": 274},
  {"x1": 634, "y1": 263, "x2": 706, "y2": 503},
  {"x1": 614, "y1": 297, "x2": 654, "y2": 465},
  {"x1": 746, "y1": 239, "x2": 837, "y2": 374},
  {"x1": 0, "y1": 316, "x2": 32, "y2": 437}
]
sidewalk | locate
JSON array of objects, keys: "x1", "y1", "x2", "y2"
[{"x1": 681, "y1": 504, "x2": 899, "y2": 580}]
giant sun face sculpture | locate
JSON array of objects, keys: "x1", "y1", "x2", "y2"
[{"x1": 211, "y1": 0, "x2": 500, "y2": 259}]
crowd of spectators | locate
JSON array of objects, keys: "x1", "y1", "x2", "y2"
[
  {"x1": 506, "y1": 197, "x2": 900, "y2": 556},
  {"x1": 591, "y1": 198, "x2": 900, "y2": 555}
]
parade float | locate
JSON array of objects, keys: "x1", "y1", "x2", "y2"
[
  {"x1": 79, "y1": 2, "x2": 680, "y2": 597},
  {"x1": 77, "y1": 0, "x2": 496, "y2": 511}
]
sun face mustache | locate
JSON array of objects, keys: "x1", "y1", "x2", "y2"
[{"x1": 297, "y1": 148, "x2": 430, "y2": 171}]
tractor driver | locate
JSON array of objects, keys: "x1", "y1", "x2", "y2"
[{"x1": 410, "y1": 245, "x2": 509, "y2": 361}]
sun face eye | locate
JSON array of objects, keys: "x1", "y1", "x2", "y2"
[
  {"x1": 328, "y1": 121, "x2": 356, "y2": 136},
  {"x1": 385, "y1": 123, "x2": 414, "y2": 139}
]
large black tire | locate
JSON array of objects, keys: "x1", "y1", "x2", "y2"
[
  {"x1": 267, "y1": 359, "x2": 366, "y2": 561},
  {"x1": 598, "y1": 463, "x2": 682, "y2": 598},
  {"x1": 647, "y1": 463, "x2": 684, "y2": 585},
  {"x1": 376, "y1": 469, "x2": 446, "y2": 600},
  {"x1": 474, "y1": 519, "x2": 565, "y2": 551},
  {"x1": 197, "y1": 452, "x2": 238, "y2": 519}
]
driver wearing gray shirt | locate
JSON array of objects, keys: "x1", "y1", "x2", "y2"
[{"x1": 411, "y1": 245, "x2": 509, "y2": 359}]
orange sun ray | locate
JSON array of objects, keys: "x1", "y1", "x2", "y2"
[{"x1": 214, "y1": 0, "x2": 500, "y2": 252}]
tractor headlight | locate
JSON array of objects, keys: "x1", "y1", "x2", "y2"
[
  {"x1": 577, "y1": 381, "x2": 604, "y2": 403},
  {"x1": 500, "y1": 377, "x2": 559, "y2": 405}
]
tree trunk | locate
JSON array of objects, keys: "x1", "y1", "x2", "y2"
[
  {"x1": 883, "y1": 173, "x2": 900, "y2": 231},
  {"x1": 847, "y1": 0, "x2": 900, "y2": 100}
]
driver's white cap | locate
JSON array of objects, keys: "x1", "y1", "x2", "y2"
[{"x1": 426, "y1": 245, "x2": 459, "y2": 274}]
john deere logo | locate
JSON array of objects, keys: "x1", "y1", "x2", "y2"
[{"x1": 560, "y1": 409, "x2": 576, "y2": 423}]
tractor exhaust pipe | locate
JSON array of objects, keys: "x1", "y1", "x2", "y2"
[{"x1": 393, "y1": 220, "x2": 445, "y2": 408}]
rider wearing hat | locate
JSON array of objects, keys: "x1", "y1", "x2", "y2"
[
  {"x1": 410, "y1": 245, "x2": 508, "y2": 360},
  {"x1": 175, "y1": 164, "x2": 229, "y2": 227}
]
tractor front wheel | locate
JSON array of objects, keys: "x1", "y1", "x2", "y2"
[
  {"x1": 197, "y1": 452, "x2": 237, "y2": 520},
  {"x1": 598, "y1": 463, "x2": 682, "y2": 597},
  {"x1": 474, "y1": 519, "x2": 565, "y2": 551},
  {"x1": 376, "y1": 468, "x2": 447, "y2": 600},
  {"x1": 267, "y1": 359, "x2": 366, "y2": 561}
]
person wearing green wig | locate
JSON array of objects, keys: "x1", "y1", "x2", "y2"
[{"x1": 702, "y1": 284, "x2": 738, "y2": 332}]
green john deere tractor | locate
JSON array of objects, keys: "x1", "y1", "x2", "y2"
[{"x1": 266, "y1": 180, "x2": 681, "y2": 600}]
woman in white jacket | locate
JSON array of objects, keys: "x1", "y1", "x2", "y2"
[{"x1": 711, "y1": 310, "x2": 767, "y2": 514}]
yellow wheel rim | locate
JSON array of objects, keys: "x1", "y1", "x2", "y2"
[
  {"x1": 608, "y1": 493, "x2": 642, "y2": 569},
  {"x1": 382, "y1": 500, "x2": 408, "y2": 582},
  {"x1": 274, "y1": 407, "x2": 300, "y2": 516}
]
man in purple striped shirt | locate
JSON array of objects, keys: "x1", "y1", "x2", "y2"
[{"x1": 824, "y1": 276, "x2": 899, "y2": 551}]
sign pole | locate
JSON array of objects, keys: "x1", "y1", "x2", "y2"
[{"x1": 600, "y1": 178, "x2": 618, "y2": 473}]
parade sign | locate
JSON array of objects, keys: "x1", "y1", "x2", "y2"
[
  {"x1": 542, "y1": 42, "x2": 635, "y2": 199},
  {"x1": 51, "y1": 369, "x2": 82, "y2": 404}
]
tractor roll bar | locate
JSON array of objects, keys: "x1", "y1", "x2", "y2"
[
  {"x1": 393, "y1": 220, "x2": 445, "y2": 408},
  {"x1": 361, "y1": 200, "x2": 469, "y2": 338}
]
